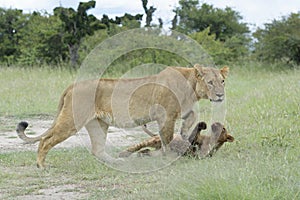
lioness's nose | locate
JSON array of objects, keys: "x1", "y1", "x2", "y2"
[{"x1": 216, "y1": 93, "x2": 224, "y2": 98}]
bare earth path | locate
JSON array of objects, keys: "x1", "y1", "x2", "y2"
[
  {"x1": 0, "y1": 116, "x2": 157, "y2": 153},
  {"x1": 0, "y1": 117, "x2": 85, "y2": 152}
]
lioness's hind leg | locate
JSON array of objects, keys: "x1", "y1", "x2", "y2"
[
  {"x1": 37, "y1": 123, "x2": 77, "y2": 168},
  {"x1": 85, "y1": 119, "x2": 122, "y2": 164},
  {"x1": 180, "y1": 110, "x2": 196, "y2": 140}
]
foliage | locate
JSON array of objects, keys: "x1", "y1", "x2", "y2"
[
  {"x1": 190, "y1": 28, "x2": 232, "y2": 64},
  {"x1": 0, "y1": 8, "x2": 25, "y2": 65},
  {"x1": 0, "y1": 2, "x2": 106, "y2": 67},
  {"x1": 100, "y1": 13, "x2": 143, "y2": 36},
  {"x1": 175, "y1": 1, "x2": 249, "y2": 41},
  {"x1": 0, "y1": 1, "x2": 299, "y2": 68},
  {"x1": 253, "y1": 12, "x2": 300, "y2": 65},
  {"x1": 224, "y1": 34, "x2": 251, "y2": 59},
  {"x1": 53, "y1": 0, "x2": 106, "y2": 67},
  {"x1": 189, "y1": 29, "x2": 251, "y2": 65},
  {"x1": 173, "y1": 0, "x2": 250, "y2": 62},
  {"x1": 18, "y1": 12, "x2": 68, "y2": 65},
  {"x1": 78, "y1": 29, "x2": 108, "y2": 64}
]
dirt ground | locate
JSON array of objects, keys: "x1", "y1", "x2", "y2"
[{"x1": 0, "y1": 117, "x2": 158, "y2": 153}]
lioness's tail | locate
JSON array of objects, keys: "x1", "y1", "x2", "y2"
[
  {"x1": 16, "y1": 121, "x2": 47, "y2": 144},
  {"x1": 16, "y1": 85, "x2": 71, "y2": 144}
]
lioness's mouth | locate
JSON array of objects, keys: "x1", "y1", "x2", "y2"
[{"x1": 210, "y1": 99, "x2": 223, "y2": 103}]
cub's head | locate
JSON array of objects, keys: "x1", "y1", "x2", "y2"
[
  {"x1": 193, "y1": 64, "x2": 229, "y2": 102},
  {"x1": 211, "y1": 122, "x2": 234, "y2": 145},
  {"x1": 188, "y1": 122, "x2": 234, "y2": 158}
]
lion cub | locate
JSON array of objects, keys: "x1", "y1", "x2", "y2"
[{"x1": 119, "y1": 122, "x2": 234, "y2": 158}]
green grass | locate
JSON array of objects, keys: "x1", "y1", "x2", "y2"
[
  {"x1": 0, "y1": 147, "x2": 298, "y2": 199},
  {"x1": 0, "y1": 66, "x2": 76, "y2": 117},
  {"x1": 0, "y1": 64, "x2": 299, "y2": 199}
]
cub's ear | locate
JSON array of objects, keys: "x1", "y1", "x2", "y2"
[
  {"x1": 226, "y1": 134, "x2": 234, "y2": 142},
  {"x1": 220, "y1": 66, "x2": 229, "y2": 79}
]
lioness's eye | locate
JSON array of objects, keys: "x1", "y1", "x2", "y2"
[
  {"x1": 221, "y1": 80, "x2": 225, "y2": 85},
  {"x1": 208, "y1": 81, "x2": 213, "y2": 85}
]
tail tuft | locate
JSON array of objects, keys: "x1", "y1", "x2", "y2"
[{"x1": 16, "y1": 121, "x2": 29, "y2": 133}]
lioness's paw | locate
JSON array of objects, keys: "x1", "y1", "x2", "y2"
[
  {"x1": 36, "y1": 163, "x2": 46, "y2": 170},
  {"x1": 98, "y1": 152, "x2": 124, "y2": 164},
  {"x1": 119, "y1": 151, "x2": 132, "y2": 158}
]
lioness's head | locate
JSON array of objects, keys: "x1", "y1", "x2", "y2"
[{"x1": 193, "y1": 64, "x2": 229, "y2": 102}]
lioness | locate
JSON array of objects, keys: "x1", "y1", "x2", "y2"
[
  {"x1": 119, "y1": 122, "x2": 234, "y2": 158},
  {"x1": 16, "y1": 64, "x2": 229, "y2": 168}
]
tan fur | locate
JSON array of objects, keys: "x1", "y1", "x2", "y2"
[
  {"x1": 119, "y1": 122, "x2": 234, "y2": 158},
  {"x1": 16, "y1": 65, "x2": 229, "y2": 168}
]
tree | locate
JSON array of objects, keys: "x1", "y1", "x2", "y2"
[
  {"x1": 101, "y1": 13, "x2": 143, "y2": 36},
  {"x1": 158, "y1": 18, "x2": 163, "y2": 28},
  {"x1": 190, "y1": 28, "x2": 232, "y2": 64},
  {"x1": 175, "y1": 1, "x2": 249, "y2": 41},
  {"x1": 115, "y1": 13, "x2": 143, "y2": 28},
  {"x1": 0, "y1": 8, "x2": 26, "y2": 65},
  {"x1": 18, "y1": 11, "x2": 68, "y2": 65},
  {"x1": 142, "y1": 0, "x2": 156, "y2": 27},
  {"x1": 79, "y1": 29, "x2": 108, "y2": 64},
  {"x1": 54, "y1": 1, "x2": 105, "y2": 67},
  {"x1": 171, "y1": 11, "x2": 178, "y2": 30},
  {"x1": 100, "y1": 14, "x2": 115, "y2": 31},
  {"x1": 173, "y1": 0, "x2": 250, "y2": 61},
  {"x1": 253, "y1": 12, "x2": 300, "y2": 65}
]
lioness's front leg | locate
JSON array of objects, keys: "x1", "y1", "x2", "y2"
[
  {"x1": 157, "y1": 117, "x2": 176, "y2": 154},
  {"x1": 180, "y1": 110, "x2": 196, "y2": 140},
  {"x1": 85, "y1": 119, "x2": 122, "y2": 164}
]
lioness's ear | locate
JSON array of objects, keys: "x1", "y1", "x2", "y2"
[
  {"x1": 193, "y1": 64, "x2": 206, "y2": 77},
  {"x1": 220, "y1": 66, "x2": 229, "y2": 79}
]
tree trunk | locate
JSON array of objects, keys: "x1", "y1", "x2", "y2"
[{"x1": 68, "y1": 43, "x2": 79, "y2": 68}]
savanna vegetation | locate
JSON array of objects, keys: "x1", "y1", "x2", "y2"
[
  {"x1": 0, "y1": 0, "x2": 299, "y2": 199},
  {"x1": 0, "y1": 0, "x2": 299, "y2": 67}
]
